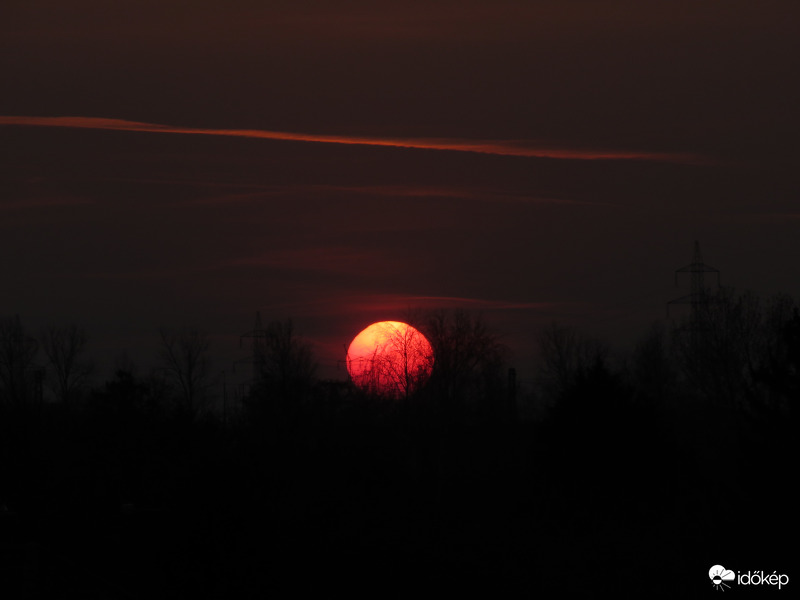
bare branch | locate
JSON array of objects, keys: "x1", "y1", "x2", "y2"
[
  {"x1": 41, "y1": 323, "x2": 92, "y2": 405},
  {"x1": 0, "y1": 316, "x2": 39, "y2": 408},
  {"x1": 158, "y1": 327, "x2": 211, "y2": 418}
]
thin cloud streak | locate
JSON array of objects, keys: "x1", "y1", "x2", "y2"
[
  {"x1": 125, "y1": 181, "x2": 616, "y2": 208},
  {"x1": 58, "y1": 178, "x2": 619, "y2": 209},
  {"x1": 217, "y1": 247, "x2": 382, "y2": 274},
  {"x1": 0, "y1": 196, "x2": 94, "y2": 210},
  {"x1": 406, "y1": 296, "x2": 558, "y2": 311},
  {"x1": 326, "y1": 185, "x2": 623, "y2": 207},
  {"x1": 0, "y1": 116, "x2": 708, "y2": 164},
  {"x1": 353, "y1": 295, "x2": 559, "y2": 313},
  {"x1": 258, "y1": 293, "x2": 563, "y2": 318}
]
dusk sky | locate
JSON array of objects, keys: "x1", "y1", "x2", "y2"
[{"x1": 2, "y1": 0, "x2": 799, "y2": 385}]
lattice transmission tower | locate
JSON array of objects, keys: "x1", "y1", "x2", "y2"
[{"x1": 667, "y1": 241, "x2": 721, "y2": 349}]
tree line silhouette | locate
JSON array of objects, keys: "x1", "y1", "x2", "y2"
[{"x1": 1, "y1": 288, "x2": 797, "y2": 597}]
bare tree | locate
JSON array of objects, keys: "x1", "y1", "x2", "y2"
[
  {"x1": 671, "y1": 287, "x2": 763, "y2": 407},
  {"x1": 423, "y1": 309, "x2": 506, "y2": 406},
  {"x1": 632, "y1": 320, "x2": 676, "y2": 404},
  {"x1": 258, "y1": 318, "x2": 317, "y2": 400},
  {"x1": 536, "y1": 322, "x2": 607, "y2": 402},
  {"x1": 41, "y1": 324, "x2": 92, "y2": 405},
  {"x1": 725, "y1": 291, "x2": 800, "y2": 414},
  {"x1": 754, "y1": 294, "x2": 800, "y2": 414},
  {"x1": 0, "y1": 315, "x2": 39, "y2": 408},
  {"x1": 158, "y1": 327, "x2": 212, "y2": 418},
  {"x1": 349, "y1": 320, "x2": 434, "y2": 400}
]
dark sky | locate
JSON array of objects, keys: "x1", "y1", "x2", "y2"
[{"x1": 2, "y1": 0, "x2": 799, "y2": 385}]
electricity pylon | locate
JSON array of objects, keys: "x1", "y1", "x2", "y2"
[{"x1": 668, "y1": 241, "x2": 720, "y2": 350}]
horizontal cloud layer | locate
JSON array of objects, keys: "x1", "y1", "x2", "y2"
[{"x1": 0, "y1": 115, "x2": 707, "y2": 164}]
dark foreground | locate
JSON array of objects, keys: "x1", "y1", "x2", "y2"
[{"x1": 1, "y1": 388, "x2": 796, "y2": 598}]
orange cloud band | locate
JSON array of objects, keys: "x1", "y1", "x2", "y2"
[{"x1": 0, "y1": 115, "x2": 707, "y2": 164}]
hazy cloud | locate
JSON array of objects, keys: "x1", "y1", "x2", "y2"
[{"x1": 0, "y1": 116, "x2": 708, "y2": 164}]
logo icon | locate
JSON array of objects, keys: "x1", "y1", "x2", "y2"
[{"x1": 709, "y1": 565, "x2": 735, "y2": 591}]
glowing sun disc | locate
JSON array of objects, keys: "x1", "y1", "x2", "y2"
[{"x1": 346, "y1": 321, "x2": 434, "y2": 397}]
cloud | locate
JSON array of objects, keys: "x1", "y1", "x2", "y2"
[
  {"x1": 752, "y1": 213, "x2": 800, "y2": 221},
  {"x1": 323, "y1": 185, "x2": 623, "y2": 207},
  {"x1": 0, "y1": 196, "x2": 94, "y2": 210},
  {"x1": 143, "y1": 181, "x2": 615, "y2": 209},
  {"x1": 236, "y1": 291, "x2": 560, "y2": 322},
  {"x1": 267, "y1": 293, "x2": 560, "y2": 318},
  {"x1": 217, "y1": 246, "x2": 382, "y2": 275},
  {"x1": 0, "y1": 115, "x2": 708, "y2": 164},
  {"x1": 404, "y1": 295, "x2": 557, "y2": 311}
]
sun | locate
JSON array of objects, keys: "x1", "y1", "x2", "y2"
[{"x1": 346, "y1": 321, "x2": 434, "y2": 398}]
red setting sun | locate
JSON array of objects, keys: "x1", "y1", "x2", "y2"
[{"x1": 346, "y1": 321, "x2": 434, "y2": 398}]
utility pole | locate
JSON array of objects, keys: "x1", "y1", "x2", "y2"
[
  {"x1": 221, "y1": 369, "x2": 227, "y2": 425},
  {"x1": 240, "y1": 311, "x2": 268, "y2": 395}
]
